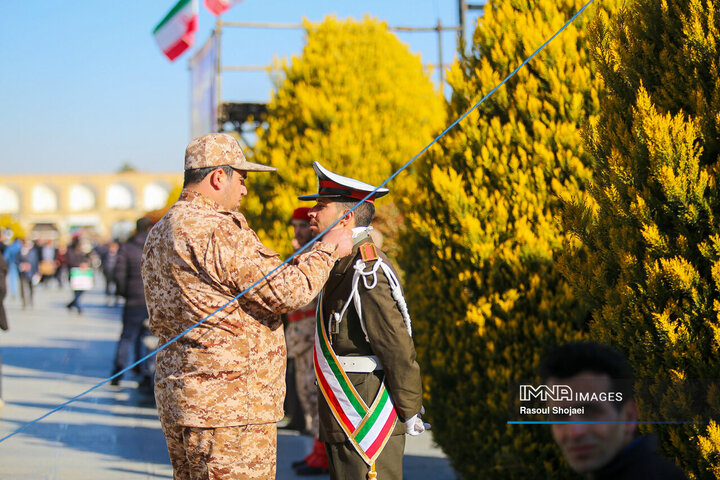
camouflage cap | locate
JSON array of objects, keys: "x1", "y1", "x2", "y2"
[{"x1": 184, "y1": 133, "x2": 276, "y2": 172}]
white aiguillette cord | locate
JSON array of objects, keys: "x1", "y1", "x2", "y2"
[{"x1": 331, "y1": 230, "x2": 413, "y2": 342}]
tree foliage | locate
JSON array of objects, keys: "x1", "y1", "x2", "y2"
[
  {"x1": 560, "y1": 1, "x2": 720, "y2": 477},
  {"x1": 0, "y1": 215, "x2": 25, "y2": 241},
  {"x1": 398, "y1": 1, "x2": 618, "y2": 477},
  {"x1": 245, "y1": 16, "x2": 444, "y2": 255}
]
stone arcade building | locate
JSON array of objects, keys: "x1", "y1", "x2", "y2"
[{"x1": 0, "y1": 171, "x2": 182, "y2": 242}]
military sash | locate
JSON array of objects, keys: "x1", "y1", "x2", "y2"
[{"x1": 313, "y1": 291, "x2": 398, "y2": 472}]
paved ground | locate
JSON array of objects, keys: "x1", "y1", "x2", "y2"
[{"x1": 0, "y1": 282, "x2": 455, "y2": 479}]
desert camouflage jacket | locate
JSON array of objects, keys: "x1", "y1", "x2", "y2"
[
  {"x1": 285, "y1": 297, "x2": 317, "y2": 358},
  {"x1": 142, "y1": 190, "x2": 338, "y2": 427}
]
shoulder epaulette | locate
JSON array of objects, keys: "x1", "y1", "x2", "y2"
[{"x1": 359, "y1": 243, "x2": 379, "y2": 262}]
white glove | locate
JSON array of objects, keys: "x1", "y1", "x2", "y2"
[{"x1": 404, "y1": 407, "x2": 431, "y2": 436}]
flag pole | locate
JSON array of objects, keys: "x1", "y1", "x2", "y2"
[{"x1": 215, "y1": 17, "x2": 223, "y2": 132}]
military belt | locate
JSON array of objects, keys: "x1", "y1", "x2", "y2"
[{"x1": 336, "y1": 355, "x2": 382, "y2": 373}]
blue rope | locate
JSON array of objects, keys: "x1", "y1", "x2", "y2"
[{"x1": 0, "y1": 0, "x2": 596, "y2": 445}]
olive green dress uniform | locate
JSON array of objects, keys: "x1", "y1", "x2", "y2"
[{"x1": 318, "y1": 232, "x2": 423, "y2": 480}]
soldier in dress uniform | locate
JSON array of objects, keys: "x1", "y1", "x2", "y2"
[
  {"x1": 141, "y1": 134, "x2": 352, "y2": 480},
  {"x1": 299, "y1": 162, "x2": 429, "y2": 480}
]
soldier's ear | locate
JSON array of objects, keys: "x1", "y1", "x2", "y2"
[
  {"x1": 208, "y1": 168, "x2": 226, "y2": 191},
  {"x1": 339, "y1": 208, "x2": 355, "y2": 227}
]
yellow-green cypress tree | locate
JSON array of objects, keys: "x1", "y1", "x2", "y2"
[
  {"x1": 0, "y1": 216, "x2": 24, "y2": 240},
  {"x1": 560, "y1": 1, "x2": 720, "y2": 477},
  {"x1": 245, "y1": 16, "x2": 444, "y2": 254},
  {"x1": 399, "y1": 1, "x2": 618, "y2": 477}
]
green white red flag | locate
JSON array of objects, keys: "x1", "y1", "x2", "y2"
[
  {"x1": 153, "y1": 0, "x2": 199, "y2": 62},
  {"x1": 204, "y1": 0, "x2": 242, "y2": 16}
]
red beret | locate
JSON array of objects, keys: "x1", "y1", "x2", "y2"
[{"x1": 292, "y1": 207, "x2": 311, "y2": 221}]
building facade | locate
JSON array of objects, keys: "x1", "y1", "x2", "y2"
[{"x1": 0, "y1": 171, "x2": 182, "y2": 242}]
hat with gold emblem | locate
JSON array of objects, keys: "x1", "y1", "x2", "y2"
[
  {"x1": 184, "y1": 133, "x2": 276, "y2": 172},
  {"x1": 298, "y1": 162, "x2": 388, "y2": 204}
]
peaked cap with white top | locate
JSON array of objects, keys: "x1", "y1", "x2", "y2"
[{"x1": 298, "y1": 162, "x2": 389, "y2": 204}]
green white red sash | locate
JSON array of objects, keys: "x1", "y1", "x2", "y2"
[{"x1": 313, "y1": 291, "x2": 398, "y2": 465}]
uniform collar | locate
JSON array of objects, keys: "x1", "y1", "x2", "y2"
[
  {"x1": 333, "y1": 232, "x2": 374, "y2": 273},
  {"x1": 351, "y1": 226, "x2": 373, "y2": 246},
  {"x1": 179, "y1": 189, "x2": 249, "y2": 226},
  {"x1": 180, "y1": 189, "x2": 223, "y2": 210},
  {"x1": 178, "y1": 190, "x2": 236, "y2": 213}
]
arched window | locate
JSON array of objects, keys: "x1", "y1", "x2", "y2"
[
  {"x1": 0, "y1": 186, "x2": 20, "y2": 214},
  {"x1": 69, "y1": 184, "x2": 97, "y2": 212},
  {"x1": 106, "y1": 183, "x2": 135, "y2": 210},
  {"x1": 32, "y1": 185, "x2": 59, "y2": 213}
]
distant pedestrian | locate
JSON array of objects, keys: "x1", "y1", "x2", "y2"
[
  {"x1": 102, "y1": 241, "x2": 120, "y2": 305},
  {"x1": 38, "y1": 240, "x2": 58, "y2": 287},
  {"x1": 3, "y1": 238, "x2": 21, "y2": 299},
  {"x1": 54, "y1": 244, "x2": 68, "y2": 288},
  {"x1": 66, "y1": 238, "x2": 92, "y2": 314},
  {"x1": 110, "y1": 218, "x2": 153, "y2": 391},
  {"x1": 16, "y1": 240, "x2": 39, "y2": 309}
]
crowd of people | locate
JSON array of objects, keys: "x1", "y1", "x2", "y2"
[{"x1": 0, "y1": 226, "x2": 156, "y2": 403}]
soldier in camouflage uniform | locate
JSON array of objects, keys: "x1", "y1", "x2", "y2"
[
  {"x1": 286, "y1": 207, "x2": 328, "y2": 475},
  {"x1": 142, "y1": 134, "x2": 352, "y2": 480}
]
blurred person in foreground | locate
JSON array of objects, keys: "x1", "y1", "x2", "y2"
[
  {"x1": 286, "y1": 206, "x2": 329, "y2": 475},
  {"x1": 141, "y1": 133, "x2": 353, "y2": 479},
  {"x1": 299, "y1": 162, "x2": 427, "y2": 480},
  {"x1": 110, "y1": 217, "x2": 153, "y2": 392},
  {"x1": 539, "y1": 342, "x2": 687, "y2": 479}
]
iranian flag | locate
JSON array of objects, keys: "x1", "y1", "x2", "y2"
[
  {"x1": 204, "y1": 0, "x2": 243, "y2": 16},
  {"x1": 153, "y1": 0, "x2": 199, "y2": 62}
]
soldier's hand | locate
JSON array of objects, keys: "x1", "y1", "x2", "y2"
[
  {"x1": 322, "y1": 228, "x2": 353, "y2": 257},
  {"x1": 404, "y1": 408, "x2": 431, "y2": 436}
]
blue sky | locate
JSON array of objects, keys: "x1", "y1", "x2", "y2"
[{"x1": 0, "y1": 1, "x2": 483, "y2": 175}]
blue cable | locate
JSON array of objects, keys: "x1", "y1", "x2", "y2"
[{"x1": 0, "y1": 0, "x2": 597, "y2": 445}]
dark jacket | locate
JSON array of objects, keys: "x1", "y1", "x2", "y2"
[
  {"x1": 591, "y1": 435, "x2": 687, "y2": 480},
  {"x1": 66, "y1": 246, "x2": 88, "y2": 269},
  {"x1": 16, "y1": 246, "x2": 39, "y2": 279},
  {"x1": 114, "y1": 231, "x2": 148, "y2": 307},
  {"x1": 317, "y1": 233, "x2": 423, "y2": 443}
]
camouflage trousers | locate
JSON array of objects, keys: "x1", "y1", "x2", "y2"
[
  {"x1": 295, "y1": 345, "x2": 319, "y2": 437},
  {"x1": 161, "y1": 421, "x2": 277, "y2": 479}
]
